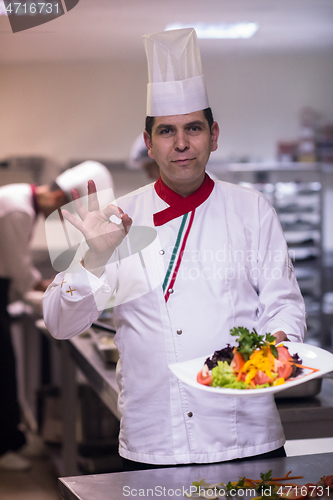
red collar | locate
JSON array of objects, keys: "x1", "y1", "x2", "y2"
[{"x1": 153, "y1": 173, "x2": 214, "y2": 226}]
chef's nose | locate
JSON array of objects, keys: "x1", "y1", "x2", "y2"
[{"x1": 174, "y1": 130, "x2": 189, "y2": 152}]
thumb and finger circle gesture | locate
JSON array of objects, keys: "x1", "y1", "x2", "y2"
[{"x1": 61, "y1": 180, "x2": 132, "y2": 258}]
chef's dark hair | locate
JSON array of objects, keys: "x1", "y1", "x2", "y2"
[
  {"x1": 145, "y1": 107, "x2": 214, "y2": 138},
  {"x1": 49, "y1": 181, "x2": 61, "y2": 192},
  {"x1": 49, "y1": 181, "x2": 71, "y2": 203}
]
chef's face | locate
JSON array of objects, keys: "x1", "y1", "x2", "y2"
[{"x1": 143, "y1": 110, "x2": 219, "y2": 196}]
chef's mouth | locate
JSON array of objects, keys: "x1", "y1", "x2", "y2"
[{"x1": 172, "y1": 158, "x2": 196, "y2": 164}]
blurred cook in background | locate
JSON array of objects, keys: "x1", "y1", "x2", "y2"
[
  {"x1": 128, "y1": 133, "x2": 160, "y2": 180},
  {"x1": 0, "y1": 161, "x2": 113, "y2": 471}
]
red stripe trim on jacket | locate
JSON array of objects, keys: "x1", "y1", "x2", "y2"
[{"x1": 164, "y1": 210, "x2": 195, "y2": 302}]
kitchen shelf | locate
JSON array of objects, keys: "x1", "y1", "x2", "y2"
[{"x1": 209, "y1": 162, "x2": 327, "y2": 347}]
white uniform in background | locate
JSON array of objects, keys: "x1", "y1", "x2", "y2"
[
  {"x1": 0, "y1": 182, "x2": 42, "y2": 466},
  {"x1": 0, "y1": 183, "x2": 41, "y2": 301},
  {"x1": 43, "y1": 177, "x2": 306, "y2": 465}
]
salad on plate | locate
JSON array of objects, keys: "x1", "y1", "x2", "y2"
[{"x1": 197, "y1": 327, "x2": 318, "y2": 390}]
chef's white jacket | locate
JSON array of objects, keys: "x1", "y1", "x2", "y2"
[
  {"x1": 0, "y1": 184, "x2": 42, "y2": 302},
  {"x1": 43, "y1": 179, "x2": 306, "y2": 465}
]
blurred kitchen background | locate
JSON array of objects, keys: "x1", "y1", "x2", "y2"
[{"x1": 1, "y1": 0, "x2": 333, "y2": 489}]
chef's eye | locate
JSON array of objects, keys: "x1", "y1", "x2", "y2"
[
  {"x1": 160, "y1": 128, "x2": 170, "y2": 135},
  {"x1": 188, "y1": 125, "x2": 202, "y2": 133}
]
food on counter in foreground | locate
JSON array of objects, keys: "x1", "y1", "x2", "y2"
[
  {"x1": 197, "y1": 327, "x2": 319, "y2": 390},
  {"x1": 323, "y1": 477, "x2": 333, "y2": 489},
  {"x1": 186, "y1": 469, "x2": 333, "y2": 499}
]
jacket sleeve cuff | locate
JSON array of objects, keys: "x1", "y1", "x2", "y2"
[
  {"x1": 60, "y1": 262, "x2": 116, "y2": 313},
  {"x1": 270, "y1": 326, "x2": 305, "y2": 343}
]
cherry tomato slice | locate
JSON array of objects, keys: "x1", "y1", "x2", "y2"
[
  {"x1": 230, "y1": 351, "x2": 245, "y2": 373},
  {"x1": 276, "y1": 346, "x2": 293, "y2": 380},
  {"x1": 197, "y1": 367, "x2": 212, "y2": 386},
  {"x1": 253, "y1": 370, "x2": 272, "y2": 386},
  {"x1": 322, "y1": 475, "x2": 333, "y2": 489},
  {"x1": 277, "y1": 345, "x2": 292, "y2": 361},
  {"x1": 277, "y1": 363, "x2": 293, "y2": 380}
]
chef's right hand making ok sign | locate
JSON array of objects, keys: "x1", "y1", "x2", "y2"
[{"x1": 61, "y1": 179, "x2": 132, "y2": 276}]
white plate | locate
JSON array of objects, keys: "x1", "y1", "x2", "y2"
[{"x1": 168, "y1": 342, "x2": 333, "y2": 397}]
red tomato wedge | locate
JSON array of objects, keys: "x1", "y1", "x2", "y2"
[
  {"x1": 197, "y1": 366, "x2": 212, "y2": 386},
  {"x1": 230, "y1": 351, "x2": 245, "y2": 373},
  {"x1": 253, "y1": 370, "x2": 272, "y2": 385},
  {"x1": 276, "y1": 346, "x2": 293, "y2": 380},
  {"x1": 276, "y1": 362, "x2": 293, "y2": 380},
  {"x1": 277, "y1": 345, "x2": 292, "y2": 361},
  {"x1": 277, "y1": 486, "x2": 305, "y2": 499},
  {"x1": 322, "y1": 475, "x2": 333, "y2": 489}
]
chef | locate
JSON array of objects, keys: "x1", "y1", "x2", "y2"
[
  {"x1": 43, "y1": 28, "x2": 306, "y2": 471},
  {"x1": 0, "y1": 161, "x2": 113, "y2": 470}
]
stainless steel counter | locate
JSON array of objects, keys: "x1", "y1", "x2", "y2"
[
  {"x1": 58, "y1": 452, "x2": 333, "y2": 500},
  {"x1": 69, "y1": 331, "x2": 120, "y2": 420}
]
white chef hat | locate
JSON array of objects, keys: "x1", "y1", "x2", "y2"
[
  {"x1": 56, "y1": 161, "x2": 114, "y2": 199},
  {"x1": 143, "y1": 27, "x2": 210, "y2": 117}
]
